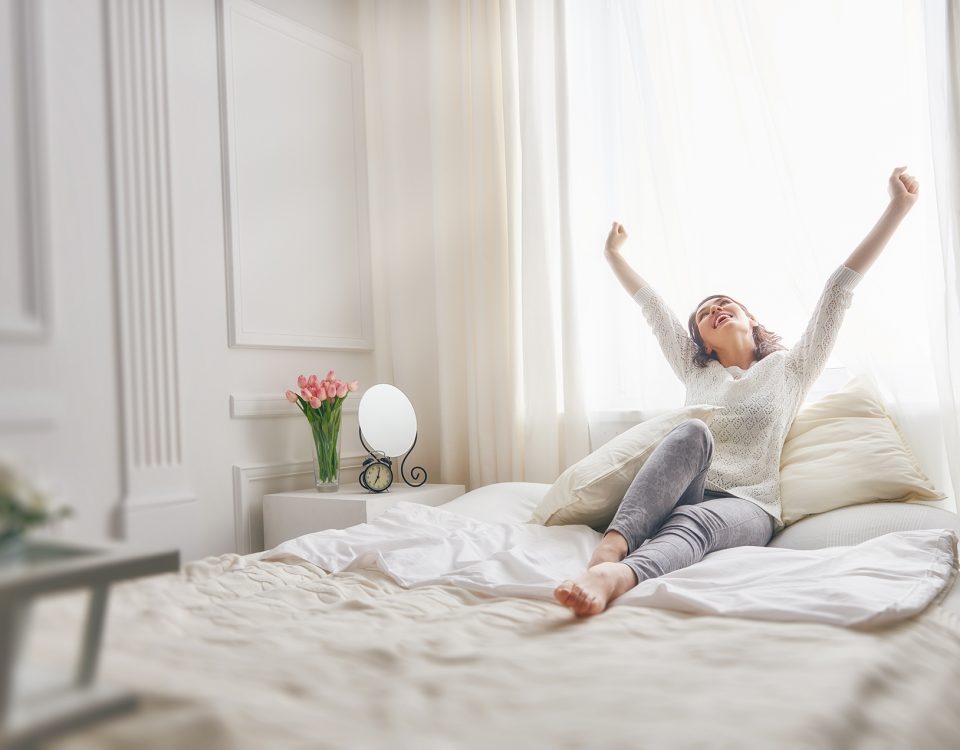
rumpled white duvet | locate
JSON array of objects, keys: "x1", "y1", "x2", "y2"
[
  {"x1": 267, "y1": 501, "x2": 960, "y2": 628},
  {"x1": 31, "y1": 497, "x2": 960, "y2": 750}
]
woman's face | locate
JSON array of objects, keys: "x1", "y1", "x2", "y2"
[{"x1": 693, "y1": 296, "x2": 755, "y2": 354}]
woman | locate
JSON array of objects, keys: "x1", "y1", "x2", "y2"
[{"x1": 555, "y1": 166, "x2": 920, "y2": 617}]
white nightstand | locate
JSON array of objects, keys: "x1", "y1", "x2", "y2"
[{"x1": 262, "y1": 482, "x2": 466, "y2": 550}]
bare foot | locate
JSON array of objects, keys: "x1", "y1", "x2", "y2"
[
  {"x1": 553, "y1": 562, "x2": 638, "y2": 618},
  {"x1": 587, "y1": 530, "x2": 629, "y2": 569}
]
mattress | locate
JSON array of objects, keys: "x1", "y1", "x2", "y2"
[{"x1": 22, "y1": 483, "x2": 960, "y2": 750}]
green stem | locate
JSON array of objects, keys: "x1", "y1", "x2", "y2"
[{"x1": 308, "y1": 400, "x2": 343, "y2": 484}]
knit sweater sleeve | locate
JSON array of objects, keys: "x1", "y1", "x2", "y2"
[
  {"x1": 632, "y1": 284, "x2": 697, "y2": 384},
  {"x1": 785, "y1": 264, "x2": 863, "y2": 393}
]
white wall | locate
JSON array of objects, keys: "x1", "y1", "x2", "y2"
[
  {"x1": 0, "y1": 0, "x2": 436, "y2": 562},
  {"x1": 0, "y1": 0, "x2": 121, "y2": 544}
]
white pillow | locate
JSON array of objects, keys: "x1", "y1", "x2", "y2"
[
  {"x1": 438, "y1": 482, "x2": 551, "y2": 524},
  {"x1": 779, "y1": 374, "x2": 946, "y2": 526},
  {"x1": 528, "y1": 404, "x2": 725, "y2": 528}
]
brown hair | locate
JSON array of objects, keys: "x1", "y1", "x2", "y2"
[{"x1": 686, "y1": 294, "x2": 787, "y2": 369}]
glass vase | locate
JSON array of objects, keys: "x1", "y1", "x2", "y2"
[{"x1": 309, "y1": 402, "x2": 343, "y2": 492}]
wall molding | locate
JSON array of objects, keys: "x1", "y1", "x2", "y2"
[
  {"x1": 216, "y1": 0, "x2": 374, "y2": 351},
  {"x1": 105, "y1": 0, "x2": 193, "y2": 510},
  {"x1": 232, "y1": 454, "x2": 367, "y2": 554},
  {"x1": 230, "y1": 392, "x2": 360, "y2": 419},
  {"x1": 0, "y1": 0, "x2": 49, "y2": 341}
]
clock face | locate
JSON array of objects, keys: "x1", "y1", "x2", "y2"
[{"x1": 364, "y1": 461, "x2": 393, "y2": 491}]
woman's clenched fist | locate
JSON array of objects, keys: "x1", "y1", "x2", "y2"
[{"x1": 605, "y1": 221, "x2": 629, "y2": 255}]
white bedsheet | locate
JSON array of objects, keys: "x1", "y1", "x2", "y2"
[{"x1": 264, "y1": 501, "x2": 960, "y2": 628}]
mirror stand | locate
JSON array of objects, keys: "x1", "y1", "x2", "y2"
[{"x1": 358, "y1": 427, "x2": 428, "y2": 488}]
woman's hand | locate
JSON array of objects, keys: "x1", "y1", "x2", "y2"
[
  {"x1": 605, "y1": 221, "x2": 629, "y2": 256},
  {"x1": 888, "y1": 166, "x2": 919, "y2": 210}
]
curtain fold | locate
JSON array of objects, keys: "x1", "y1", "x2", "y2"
[
  {"x1": 922, "y1": 0, "x2": 960, "y2": 504},
  {"x1": 363, "y1": 0, "x2": 590, "y2": 490}
]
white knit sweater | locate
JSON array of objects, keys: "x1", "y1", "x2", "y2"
[{"x1": 632, "y1": 264, "x2": 864, "y2": 533}]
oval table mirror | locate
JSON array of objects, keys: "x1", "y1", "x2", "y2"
[{"x1": 357, "y1": 384, "x2": 427, "y2": 489}]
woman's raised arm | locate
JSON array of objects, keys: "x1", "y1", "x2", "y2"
[
  {"x1": 605, "y1": 221, "x2": 696, "y2": 383},
  {"x1": 604, "y1": 222, "x2": 649, "y2": 295},
  {"x1": 843, "y1": 167, "x2": 919, "y2": 275}
]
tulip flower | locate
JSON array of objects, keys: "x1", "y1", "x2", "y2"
[{"x1": 287, "y1": 371, "x2": 359, "y2": 488}]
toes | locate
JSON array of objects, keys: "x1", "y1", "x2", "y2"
[
  {"x1": 564, "y1": 584, "x2": 587, "y2": 612},
  {"x1": 556, "y1": 579, "x2": 606, "y2": 617},
  {"x1": 575, "y1": 595, "x2": 597, "y2": 617},
  {"x1": 576, "y1": 587, "x2": 592, "y2": 612},
  {"x1": 554, "y1": 581, "x2": 574, "y2": 605},
  {"x1": 579, "y1": 595, "x2": 603, "y2": 617}
]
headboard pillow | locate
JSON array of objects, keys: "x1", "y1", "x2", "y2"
[
  {"x1": 528, "y1": 404, "x2": 725, "y2": 528},
  {"x1": 779, "y1": 374, "x2": 946, "y2": 526}
]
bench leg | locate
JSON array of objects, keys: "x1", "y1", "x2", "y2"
[
  {"x1": 0, "y1": 599, "x2": 31, "y2": 727},
  {"x1": 77, "y1": 585, "x2": 109, "y2": 687}
]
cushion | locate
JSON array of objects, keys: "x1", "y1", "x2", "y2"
[
  {"x1": 438, "y1": 482, "x2": 551, "y2": 524},
  {"x1": 527, "y1": 404, "x2": 725, "y2": 528},
  {"x1": 779, "y1": 374, "x2": 946, "y2": 526},
  {"x1": 769, "y1": 500, "x2": 960, "y2": 550}
]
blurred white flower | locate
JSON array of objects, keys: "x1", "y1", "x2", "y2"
[{"x1": 0, "y1": 454, "x2": 71, "y2": 543}]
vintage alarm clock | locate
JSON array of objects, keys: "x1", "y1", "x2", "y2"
[{"x1": 359, "y1": 455, "x2": 393, "y2": 493}]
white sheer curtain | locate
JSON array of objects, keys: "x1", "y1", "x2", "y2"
[
  {"x1": 361, "y1": 0, "x2": 958, "y2": 503},
  {"x1": 360, "y1": 0, "x2": 590, "y2": 489},
  {"x1": 922, "y1": 0, "x2": 960, "y2": 510},
  {"x1": 565, "y1": 0, "x2": 959, "y2": 506}
]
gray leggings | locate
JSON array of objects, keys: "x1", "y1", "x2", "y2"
[{"x1": 604, "y1": 418, "x2": 776, "y2": 585}]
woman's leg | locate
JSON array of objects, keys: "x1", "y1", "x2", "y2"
[
  {"x1": 589, "y1": 418, "x2": 714, "y2": 567},
  {"x1": 556, "y1": 496, "x2": 775, "y2": 617},
  {"x1": 619, "y1": 496, "x2": 776, "y2": 586}
]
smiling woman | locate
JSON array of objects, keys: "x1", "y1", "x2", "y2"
[
  {"x1": 686, "y1": 294, "x2": 787, "y2": 371},
  {"x1": 565, "y1": 197, "x2": 912, "y2": 617}
]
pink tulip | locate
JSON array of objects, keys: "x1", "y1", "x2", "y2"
[
  {"x1": 308, "y1": 385, "x2": 320, "y2": 398},
  {"x1": 309, "y1": 396, "x2": 321, "y2": 409},
  {"x1": 324, "y1": 382, "x2": 337, "y2": 399},
  {"x1": 297, "y1": 375, "x2": 308, "y2": 389},
  {"x1": 347, "y1": 380, "x2": 359, "y2": 392},
  {"x1": 336, "y1": 382, "x2": 347, "y2": 398},
  {"x1": 326, "y1": 370, "x2": 336, "y2": 382},
  {"x1": 285, "y1": 390, "x2": 298, "y2": 403},
  {"x1": 307, "y1": 374, "x2": 319, "y2": 388},
  {"x1": 300, "y1": 388, "x2": 311, "y2": 399}
]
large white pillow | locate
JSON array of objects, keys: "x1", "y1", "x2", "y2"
[
  {"x1": 528, "y1": 404, "x2": 725, "y2": 528},
  {"x1": 438, "y1": 482, "x2": 551, "y2": 524},
  {"x1": 779, "y1": 374, "x2": 946, "y2": 526}
]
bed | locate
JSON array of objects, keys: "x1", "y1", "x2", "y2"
[{"x1": 22, "y1": 482, "x2": 960, "y2": 750}]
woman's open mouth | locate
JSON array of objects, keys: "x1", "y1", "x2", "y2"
[{"x1": 714, "y1": 314, "x2": 731, "y2": 328}]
